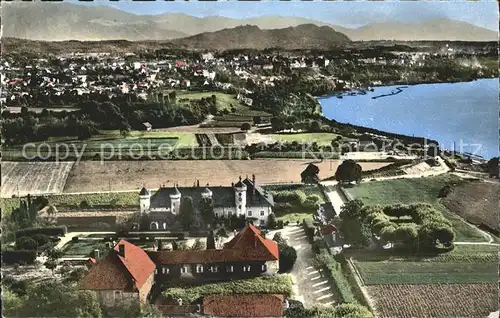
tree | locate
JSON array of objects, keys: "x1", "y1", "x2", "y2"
[
  {"x1": 206, "y1": 230, "x2": 216, "y2": 249},
  {"x1": 335, "y1": 159, "x2": 362, "y2": 183},
  {"x1": 278, "y1": 245, "x2": 297, "y2": 272},
  {"x1": 339, "y1": 199, "x2": 365, "y2": 220},
  {"x1": 179, "y1": 196, "x2": 195, "y2": 230},
  {"x1": 13, "y1": 282, "x2": 102, "y2": 317},
  {"x1": 45, "y1": 259, "x2": 58, "y2": 274},
  {"x1": 172, "y1": 240, "x2": 188, "y2": 250},
  {"x1": 267, "y1": 213, "x2": 277, "y2": 229},
  {"x1": 487, "y1": 157, "x2": 499, "y2": 178},
  {"x1": 199, "y1": 197, "x2": 214, "y2": 227},
  {"x1": 191, "y1": 238, "x2": 206, "y2": 250},
  {"x1": 273, "y1": 233, "x2": 297, "y2": 272},
  {"x1": 301, "y1": 163, "x2": 320, "y2": 184},
  {"x1": 241, "y1": 122, "x2": 252, "y2": 131}
]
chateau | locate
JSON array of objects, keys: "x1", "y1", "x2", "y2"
[{"x1": 139, "y1": 175, "x2": 275, "y2": 229}]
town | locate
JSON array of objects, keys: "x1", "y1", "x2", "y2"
[{"x1": 1, "y1": 2, "x2": 499, "y2": 318}]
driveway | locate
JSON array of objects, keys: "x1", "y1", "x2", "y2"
[{"x1": 279, "y1": 226, "x2": 337, "y2": 308}]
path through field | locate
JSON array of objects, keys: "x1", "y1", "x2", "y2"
[{"x1": 1, "y1": 162, "x2": 74, "y2": 198}]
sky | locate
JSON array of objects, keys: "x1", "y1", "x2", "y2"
[{"x1": 73, "y1": 0, "x2": 499, "y2": 30}]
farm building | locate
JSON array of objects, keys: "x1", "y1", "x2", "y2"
[
  {"x1": 139, "y1": 175, "x2": 275, "y2": 230},
  {"x1": 82, "y1": 225, "x2": 279, "y2": 307}
]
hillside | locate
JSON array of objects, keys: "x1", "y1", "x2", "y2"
[
  {"x1": 171, "y1": 24, "x2": 351, "y2": 50},
  {"x1": 2, "y1": 2, "x2": 497, "y2": 42}
]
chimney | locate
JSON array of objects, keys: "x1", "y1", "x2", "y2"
[
  {"x1": 197, "y1": 180, "x2": 200, "y2": 187},
  {"x1": 93, "y1": 249, "x2": 100, "y2": 259},
  {"x1": 118, "y1": 244, "x2": 125, "y2": 258}
]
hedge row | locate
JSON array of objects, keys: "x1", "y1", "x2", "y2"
[
  {"x1": 3, "y1": 250, "x2": 37, "y2": 264},
  {"x1": 16, "y1": 226, "x2": 67, "y2": 238}
]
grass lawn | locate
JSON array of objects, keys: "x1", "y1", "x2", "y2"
[
  {"x1": 345, "y1": 175, "x2": 488, "y2": 242},
  {"x1": 354, "y1": 260, "x2": 497, "y2": 285},
  {"x1": 0, "y1": 198, "x2": 21, "y2": 217},
  {"x1": 276, "y1": 211, "x2": 314, "y2": 223},
  {"x1": 162, "y1": 275, "x2": 293, "y2": 304},
  {"x1": 269, "y1": 133, "x2": 343, "y2": 146},
  {"x1": 263, "y1": 184, "x2": 328, "y2": 202},
  {"x1": 48, "y1": 191, "x2": 139, "y2": 207},
  {"x1": 62, "y1": 239, "x2": 105, "y2": 257}
]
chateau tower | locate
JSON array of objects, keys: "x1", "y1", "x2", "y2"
[
  {"x1": 170, "y1": 185, "x2": 181, "y2": 215},
  {"x1": 234, "y1": 176, "x2": 247, "y2": 217},
  {"x1": 139, "y1": 186, "x2": 151, "y2": 214}
]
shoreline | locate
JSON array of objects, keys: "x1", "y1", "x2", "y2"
[{"x1": 314, "y1": 76, "x2": 494, "y2": 100}]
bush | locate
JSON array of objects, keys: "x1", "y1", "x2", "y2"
[
  {"x1": 16, "y1": 237, "x2": 38, "y2": 250},
  {"x1": 3, "y1": 250, "x2": 37, "y2": 265},
  {"x1": 303, "y1": 219, "x2": 315, "y2": 242},
  {"x1": 16, "y1": 226, "x2": 67, "y2": 238},
  {"x1": 31, "y1": 234, "x2": 51, "y2": 247},
  {"x1": 72, "y1": 236, "x2": 79, "y2": 242},
  {"x1": 80, "y1": 200, "x2": 90, "y2": 209}
]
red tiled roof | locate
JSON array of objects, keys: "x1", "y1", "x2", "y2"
[
  {"x1": 81, "y1": 240, "x2": 155, "y2": 291},
  {"x1": 203, "y1": 294, "x2": 284, "y2": 317},
  {"x1": 113, "y1": 240, "x2": 156, "y2": 290},
  {"x1": 224, "y1": 224, "x2": 279, "y2": 260},
  {"x1": 80, "y1": 252, "x2": 134, "y2": 291}
]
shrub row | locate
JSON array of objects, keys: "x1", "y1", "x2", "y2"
[
  {"x1": 3, "y1": 250, "x2": 37, "y2": 265},
  {"x1": 251, "y1": 151, "x2": 339, "y2": 159},
  {"x1": 16, "y1": 226, "x2": 67, "y2": 238}
]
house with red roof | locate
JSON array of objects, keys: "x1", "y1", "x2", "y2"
[
  {"x1": 81, "y1": 225, "x2": 279, "y2": 306},
  {"x1": 148, "y1": 224, "x2": 279, "y2": 282},
  {"x1": 80, "y1": 239, "x2": 156, "y2": 307}
]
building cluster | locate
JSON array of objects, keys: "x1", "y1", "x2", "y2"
[{"x1": 81, "y1": 224, "x2": 282, "y2": 316}]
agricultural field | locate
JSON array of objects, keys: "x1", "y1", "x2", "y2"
[
  {"x1": 367, "y1": 284, "x2": 497, "y2": 318},
  {"x1": 1, "y1": 161, "x2": 74, "y2": 198},
  {"x1": 0, "y1": 191, "x2": 139, "y2": 217},
  {"x1": 354, "y1": 260, "x2": 497, "y2": 284},
  {"x1": 63, "y1": 159, "x2": 391, "y2": 193},
  {"x1": 442, "y1": 180, "x2": 500, "y2": 234},
  {"x1": 345, "y1": 175, "x2": 488, "y2": 242}
]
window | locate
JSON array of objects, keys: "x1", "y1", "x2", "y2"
[
  {"x1": 262, "y1": 264, "x2": 267, "y2": 271},
  {"x1": 248, "y1": 211, "x2": 252, "y2": 216},
  {"x1": 259, "y1": 219, "x2": 265, "y2": 226},
  {"x1": 196, "y1": 265, "x2": 204, "y2": 273},
  {"x1": 238, "y1": 192, "x2": 242, "y2": 197},
  {"x1": 114, "y1": 291, "x2": 121, "y2": 299},
  {"x1": 243, "y1": 265, "x2": 251, "y2": 272},
  {"x1": 173, "y1": 203, "x2": 176, "y2": 207},
  {"x1": 162, "y1": 267, "x2": 166, "y2": 274},
  {"x1": 227, "y1": 265, "x2": 234, "y2": 273},
  {"x1": 210, "y1": 266, "x2": 218, "y2": 273},
  {"x1": 155, "y1": 269, "x2": 158, "y2": 274},
  {"x1": 238, "y1": 205, "x2": 242, "y2": 209},
  {"x1": 181, "y1": 266, "x2": 187, "y2": 274},
  {"x1": 260, "y1": 210, "x2": 265, "y2": 216}
]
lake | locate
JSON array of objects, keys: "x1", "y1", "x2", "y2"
[{"x1": 318, "y1": 79, "x2": 498, "y2": 159}]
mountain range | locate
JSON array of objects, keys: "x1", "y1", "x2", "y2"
[{"x1": 3, "y1": 2, "x2": 497, "y2": 42}]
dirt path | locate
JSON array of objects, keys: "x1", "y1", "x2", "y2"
[{"x1": 280, "y1": 226, "x2": 338, "y2": 308}]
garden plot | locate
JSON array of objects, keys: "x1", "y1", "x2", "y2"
[{"x1": 1, "y1": 161, "x2": 74, "y2": 198}]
